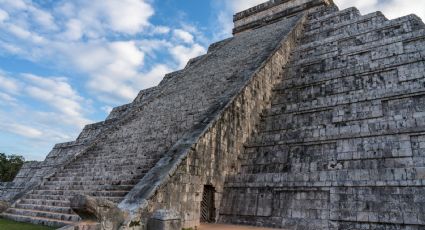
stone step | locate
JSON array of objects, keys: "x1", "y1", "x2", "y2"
[
  {"x1": 247, "y1": 118, "x2": 425, "y2": 148},
  {"x1": 282, "y1": 52, "x2": 425, "y2": 93},
  {"x1": 24, "y1": 193, "x2": 73, "y2": 201},
  {"x1": 297, "y1": 14, "x2": 423, "y2": 57},
  {"x1": 19, "y1": 198, "x2": 71, "y2": 207},
  {"x1": 225, "y1": 167, "x2": 425, "y2": 187},
  {"x1": 302, "y1": 12, "x2": 388, "y2": 44},
  {"x1": 5, "y1": 207, "x2": 80, "y2": 222},
  {"x1": 260, "y1": 101, "x2": 383, "y2": 130},
  {"x1": 38, "y1": 183, "x2": 134, "y2": 191},
  {"x1": 269, "y1": 85, "x2": 425, "y2": 117},
  {"x1": 23, "y1": 194, "x2": 123, "y2": 203},
  {"x1": 65, "y1": 156, "x2": 154, "y2": 167},
  {"x1": 15, "y1": 203, "x2": 74, "y2": 214},
  {"x1": 65, "y1": 159, "x2": 157, "y2": 169},
  {"x1": 48, "y1": 173, "x2": 145, "y2": 182},
  {"x1": 239, "y1": 155, "x2": 419, "y2": 175},
  {"x1": 43, "y1": 179, "x2": 139, "y2": 187},
  {"x1": 294, "y1": 29, "x2": 425, "y2": 68},
  {"x1": 303, "y1": 12, "x2": 423, "y2": 47},
  {"x1": 290, "y1": 30, "x2": 425, "y2": 72},
  {"x1": 307, "y1": 5, "x2": 339, "y2": 21},
  {"x1": 54, "y1": 168, "x2": 149, "y2": 178},
  {"x1": 61, "y1": 163, "x2": 153, "y2": 172},
  {"x1": 30, "y1": 189, "x2": 129, "y2": 197},
  {"x1": 276, "y1": 62, "x2": 425, "y2": 102},
  {"x1": 305, "y1": 7, "x2": 361, "y2": 32},
  {"x1": 273, "y1": 77, "x2": 425, "y2": 113},
  {"x1": 70, "y1": 152, "x2": 157, "y2": 161},
  {"x1": 1, "y1": 212, "x2": 74, "y2": 228}
]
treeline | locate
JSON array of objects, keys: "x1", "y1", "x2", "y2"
[{"x1": 0, "y1": 153, "x2": 24, "y2": 182}]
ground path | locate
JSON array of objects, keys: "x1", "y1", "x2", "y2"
[{"x1": 199, "y1": 224, "x2": 282, "y2": 230}]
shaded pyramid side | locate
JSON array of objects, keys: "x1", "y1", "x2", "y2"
[{"x1": 220, "y1": 3, "x2": 425, "y2": 230}]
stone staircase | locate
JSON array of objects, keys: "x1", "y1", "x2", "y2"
[
  {"x1": 220, "y1": 4, "x2": 425, "y2": 230},
  {"x1": 1, "y1": 4, "x2": 306, "y2": 227},
  {"x1": 1, "y1": 144, "x2": 160, "y2": 227}
]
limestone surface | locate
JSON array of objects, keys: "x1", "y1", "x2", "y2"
[{"x1": 220, "y1": 2, "x2": 425, "y2": 230}]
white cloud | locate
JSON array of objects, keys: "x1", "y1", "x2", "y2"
[
  {"x1": 5, "y1": 24, "x2": 46, "y2": 44},
  {"x1": 0, "y1": 0, "x2": 57, "y2": 30},
  {"x1": 100, "y1": 0, "x2": 154, "y2": 34},
  {"x1": 170, "y1": 44, "x2": 206, "y2": 68},
  {"x1": 173, "y1": 29, "x2": 194, "y2": 44},
  {"x1": 0, "y1": 0, "x2": 210, "y2": 105},
  {"x1": 23, "y1": 74, "x2": 90, "y2": 128},
  {"x1": 0, "y1": 73, "x2": 21, "y2": 94},
  {"x1": 101, "y1": 105, "x2": 113, "y2": 114},
  {"x1": 0, "y1": 0, "x2": 27, "y2": 10},
  {"x1": 138, "y1": 39, "x2": 172, "y2": 56},
  {"x1": 30, "y1": 7, "x2": 58, "y2": 30},
  {"x1": 61, "y1": 40, "x2": 146, "y2": 102},
  {"x1": 0, "y1": 41, "x2": 23, "y2": 55},
  {"x1": 334, "y1": 0, "x2": 378, "y2": 11},
  {"x1": 0, "y1": 92, "x2": 17, "y2": 104},
  {"x1": 62, "y1": 19, "x2": 83, "y2": 41},
  {"x1": 0, "y1": 71, "x2": 92, "y2": 161},
  {"x1": 380, "y1": 0, "x2": 425, "y2": 20},
  {"x1": 62, "y1": 0, "x2": 154, "y2": 37},
  {"x1": 0, "y1": 123, "x2": 43, "y2": 139},
  {"x1": 136, "y1": 64, "x2": 174, "y2": 89},
  {"x1": 7, "y1": 24, "x2": 31, "y2": 39},
  {"x1": 227, "y1": 0, "x2": 268, "y2": 12},
  {"x1": 213, "y1": 0, "x2": 266, "y2": 39},
  {"x1": 151, "y1": 26, "x2": 171, "y2": 35},
  {"x1": 0, "y1": 8, "x2": 8, "y2": 22},
  {"x1": 334, "y1": 0, "x2": 424, "y2": 20}
]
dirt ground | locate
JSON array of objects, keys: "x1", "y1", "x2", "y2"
[{"x1": 199, "y1": 224, "x2": 282, "y2": 230}]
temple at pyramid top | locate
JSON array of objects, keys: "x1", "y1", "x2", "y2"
[{"x1": 233, "y1": 0, "x2": 334, "y2": 34}]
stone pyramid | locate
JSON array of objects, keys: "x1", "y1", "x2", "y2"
[{"x1": 1, "y1": 0, "x2": 425, "y2": 229}]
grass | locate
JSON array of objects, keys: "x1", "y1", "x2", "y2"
[{"x1": 0, "y1": 218, "x2": 55, "y2": 230}]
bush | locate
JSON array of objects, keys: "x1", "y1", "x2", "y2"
[{"x1": 0, "y1": 153, "x2": 24, "y2": 182}]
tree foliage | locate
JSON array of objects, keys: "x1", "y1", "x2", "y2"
[{"x1": 0, "y1": 153, "x2": 24, "y2": 182}]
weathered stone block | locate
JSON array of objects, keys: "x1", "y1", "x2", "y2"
[{"x1": 147, "y1": 210, "x2": 181, "y2": 230}]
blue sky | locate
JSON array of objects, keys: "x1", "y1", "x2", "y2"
[{"x1": 0, "y1": 0, "x2": 423, "y2": 161}]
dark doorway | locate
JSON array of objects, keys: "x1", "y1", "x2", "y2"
[{"x1": 200, "y1": 185, "x2": 216, "y2": 223}]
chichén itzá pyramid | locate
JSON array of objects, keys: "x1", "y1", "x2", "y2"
[{"x1": 1, "y1": 0, "x2": 425, "y2": 229}]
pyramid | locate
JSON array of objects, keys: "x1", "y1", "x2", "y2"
[{"x1": 1, "y1": 0, "x2": 425, "y2": 229}]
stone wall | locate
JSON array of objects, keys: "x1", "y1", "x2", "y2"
[
  {"x1": 220, "y1": 3, "x2": 425, "y2": 229},
  {"x1": 233, "y1": 0, "x2": 332, "y2": 34},
  {"x1": 118, "y1": 13, "x2": 307, "y2": 229}
]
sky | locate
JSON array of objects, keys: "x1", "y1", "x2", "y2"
[{"x1": 0, "y1": 0, "x2": 424, "y2": 161}]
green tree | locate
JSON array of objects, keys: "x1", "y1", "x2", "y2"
[{"x1": 0, "y1": 153, "x2": 25, "y2": 182}]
